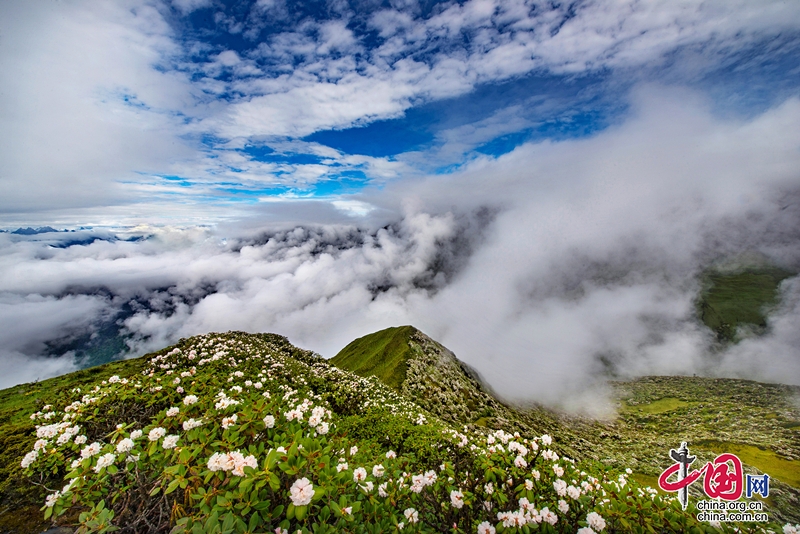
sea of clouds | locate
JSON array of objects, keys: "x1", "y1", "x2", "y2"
[{"x1": 2, "y1": 87, "x2": 800, "y2": 414}]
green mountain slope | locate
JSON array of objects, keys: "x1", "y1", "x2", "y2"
[
  {"x1": 332, "y1": 326, "x2": 800, "y2": 524},
  {"x1": 333, "y1": 326, "x2": 584, "y2": 451},
  {"x1": 330, "y1": 325, "x2": 417, "y2": 390},
  {"x1": 697, "y1": 267, "x2": 795, "y2": 343},
  {"x1": 1, "y1": 329, "x2": 798, "y2": 533}
]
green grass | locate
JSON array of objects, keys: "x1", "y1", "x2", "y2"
[
  {"x1": 0, "y1": 356, "x2": 146, "y2": 533},
  {"x1": 629, "y1": 397, "x2": 691, "y2": 414},
  {"x1": 330, "y1": 325, "x2": 418, "y2": 391},
  {"x1": 695, "y1": 440, "x2": 800, "y2": 489},
  {"x1": 697, "y1": 268, "x2": 795, "y2": 342}
]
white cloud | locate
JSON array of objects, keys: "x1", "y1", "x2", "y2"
[
  {"x1": 172, "y1": 0, "x2": 214, "y2": 16},
  {"x1": 0, "y1": 0, "x2": 198, "y2": 216},
  {"x1": 2, "y1": 88, "x2": 800, "y2": 409}
]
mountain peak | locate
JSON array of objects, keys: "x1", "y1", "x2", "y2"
[{"x1": 330, "y1": 325, "x2": 420, "y2": 391}]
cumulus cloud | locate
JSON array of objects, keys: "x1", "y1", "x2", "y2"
[
  {"x1": 3, "y1": 0, "x2": 800, "y2": 225},
  {"x1": 0, "y1": 0, "x2": 201, "y2": 220},
  {"x1": 2, "y1": 87, "x2": 799, "y2": 414}
]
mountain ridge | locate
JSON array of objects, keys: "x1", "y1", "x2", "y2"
[{"x1": 1, "y1": 328, "x2": 798, "y2": 533}]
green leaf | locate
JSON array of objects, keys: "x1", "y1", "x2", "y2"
[
  {"x1": 248, "y1": 512, "x2": 261, "y2": 531},
  {"x1": 166, "y1": 479, "x2": 182, "y2": 495},
  {"x1": 295, "y1": 505, "x2": 307, "y2": 521}
]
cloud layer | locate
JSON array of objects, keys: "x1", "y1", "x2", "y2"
[
  {"x1": 2, "y1": 0, "x2": 800, "y2": 223},
  {"x1": 2, "y1": 88, "x2": 799, "y2": 414}
]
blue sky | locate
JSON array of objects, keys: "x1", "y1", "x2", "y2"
[{"x1": 2, "y1": 0, "x2": 800, "y2": 226}]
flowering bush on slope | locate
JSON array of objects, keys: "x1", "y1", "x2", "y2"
[{"x1": 20, "y1": 332, "x2": 788, "y2": 533}]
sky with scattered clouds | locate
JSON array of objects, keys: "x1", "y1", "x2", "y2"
[{"x1": 1, "y1": 0, "x2": 799, "y2": 409}]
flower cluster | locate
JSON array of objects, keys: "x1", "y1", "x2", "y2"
[
  {"x1": 207, "y1": 450, "x2": 258, "y2": 476},
  {"x1": 17, "y1": 331, "x2": 783, "y2": 534}
]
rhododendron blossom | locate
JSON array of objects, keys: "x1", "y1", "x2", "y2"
[{"x1": 290, "y1": 477, "x2": 314, "y2": 506}]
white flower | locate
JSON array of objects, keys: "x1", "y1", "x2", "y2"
[
  {"x1": 485, "y1": 482, "x2": 494, "y2": 495},
  {"x1": 163, "y1": 435, "x2": 180, "y2": 449},
  {"x1": 62, "y1": 479, "x2": 76, "y2": 494},
  {"x1": 378, "y1": 482, "x2": 388, "y2": 497},
  {"x1": 284, "y1": 409, "x2": 303, "y2": 421},
  {"x1": 558, "y1": 499, "x2": 569, "y2": 513},
  {"x1": 477, "y1": 521, "x2": 496, "y2": 534},
  {"x1": 207, "y1": 452, "x2": 230, "y2": 472},
  {"x1": 183, "y1": 395, "x2": 198, "y2": 406},
  {"x1": 130, "y1": 429, "x2": 143, "y2": 440},
  {"x1": 231, "y1": 453, "x2": 257, "y2": 476},
  {"x1": 81, "y1": 442, "x2": 101, "y2": 459},
  {"x1": 450, "y1": 489, "x2": 464, "y2": 509},
  {"x1": 183, "y1": 418, "x2": 204, "y2": 431},
  {"x1": 222, "y1": 414, "x2": 238, "y2": 429},
  {"x1": 553, "y1": 479, "x2": 567, "y2": 497},
  {"x1": 586, "y1": 512, "x2": 606, "y2": 531},
  {"x1": 404, "y1": 508, "x2": 418, "y2": 523},
  {"x1": 541, "y1": 434, "x2": 552, "y2": 445},
  {"x1": 398, "y1": 522, "x2": 405, "y2": 530},
  {"x1": 350, "y1": 446, "x2": 358, "y2": 455},
  {"x1": 361, "y1": 481, "x2": 374, "y2": 493},
  {"x1": 424, "y1": 470, "x2": 437, "y2": 485},
  {"x1": 514, "y1": 455, "x2": 527, "y2": 468},
  {"x1": 316, "y1": 422, "x2": 329, "y2": 435},
  {"x1": 207, "y1": 450, "x2": 256, "y2": 476},
  {"x1": 577, "y1": 529, "x2": 596, "y2": 534},
  {"x1": 74, "y1": 435, "x2": 87, "y2": 445},
  {"x1": 353, "y1": 467, "x2": 367, "y2": 482},
  {"x1": 386, "y1": 450, "x2": 396, "y2": 459},
  {"x1": 34, "y1": 439, "x2": 48, "y2": 452},
  {"x1": 44, "y1": 492, "x2": 60, "y2": 508},
  {"x1": 540, "y1": 507, "x2": 558, "y2": 525},
  {"x1": 337, "y1": 462, "x2": 349, "y2": 472},
  {"x1": 499, "y1": 510, "x2": 526, "y2": 527},
  {"x1": 116, "y1": 438, "x2": 135, "y2": 454},
  {"x1": 263, "y1": 415, "x2": 275, "y2": 428},
  {"x1": 166, "y1": 407, "x2": 180, "y2": 417},
  {"x1": 532, "y1": 469, "x2": 540, "y2": 480},
  {"x1": 553, "y1": 464, "x2": 564, "y2": 477},
  {"x1": 21, "y1": 450, "x2": 38, "y2": 468},
  {"x1": 373, "y1": 464, "x2": 385, "y2": 477},
  {"x1": 149, "y1": 427, "x2": 166, "y2": 441},
  {"x1": 524, "y1": 479, "x2": 533, "y2": 490},
  {"x1": 567, "y1": 485, "x2": 581, "y2": 500},
  {"x1": 93, "y1": 453, "x2": 116, "y2": 473},
  {"x1": 215, "y1": 397, "x2": 240, "y2": 410},
  {"x1": 289, "y1": 477, "x2": 314, "y2": 506}
]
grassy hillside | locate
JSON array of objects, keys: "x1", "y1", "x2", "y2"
[
  {"x1": 1, "y1": 329, "x2": 798, "y2": 533},
  {"x1": 332, "y1": 326, "x2": 800, "y2": 525},
  {"x1": 0, "y1": 357, "x2": 147, "y2": 533},
  {"x1": 697, "y1": 268, "x2": 795, "y2": 342},
  {"x1": 330, "y1": 325, "x2": 417, "y2": 390}
]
